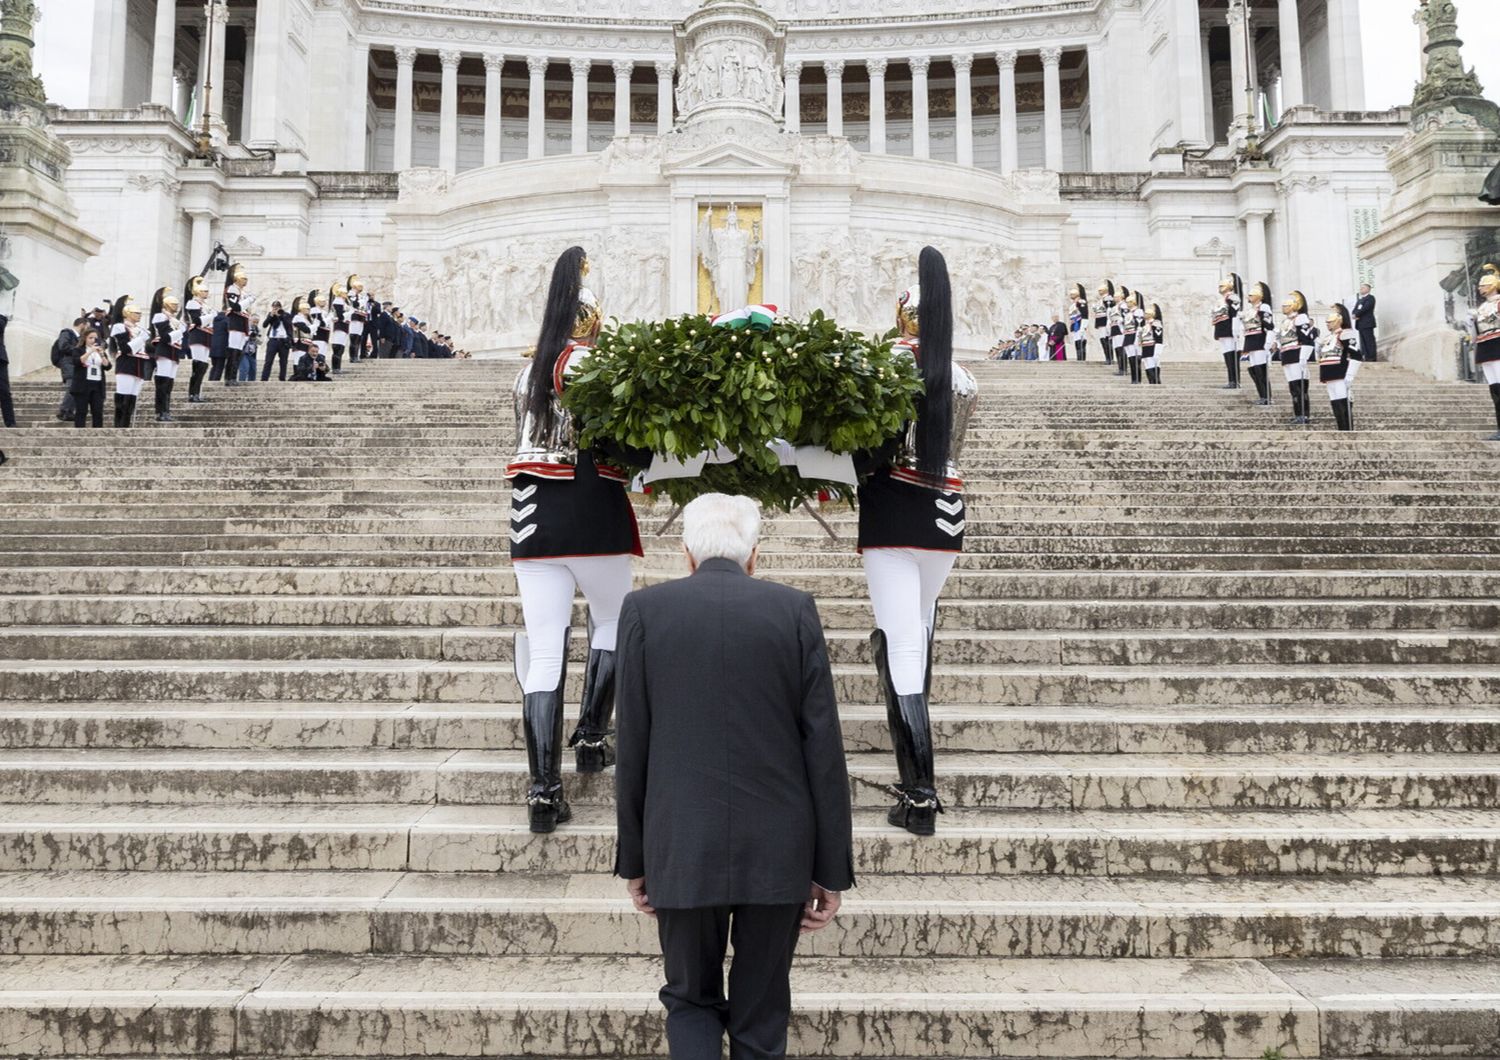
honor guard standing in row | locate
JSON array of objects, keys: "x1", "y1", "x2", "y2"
[
  {"x1": 1277, "y1": 291, "x2": 1318, "y2": 426},
  {"x1": 1213, "y1": 273, "x2": 1243, "y2": 390},
  {"x1": 109, "y1": 295, "x2": 151, "y2": 428},
  {"x1": 1112, "y1": 286, "x2": 1131, "y2": 376},
  {"x1": 222, "y1": 263, "x2": 252, "y2": 385},
  {"x1": 308, "y1": 289, "x2": 331, "y2": 365},
  {"x1": 1243, "y1": 282, "x2": 1277, "y2": 406},
  {"x1": 507, "y1": 246, "x2": 643, "y2": 835},
  {"x1": 1123, "y1": 291, "x2": 1146, "y2": 384},
  {"x1": 1068, "y1": 283, "x2": 1089, "y2": 361},
  {"x1": 329, "y1": 281, "x2": 351, "y2": 371},
  {"x1": 857, "y1": 246, "x2": 979, "y2": 838},
  {"x1": 1140, "y1": 303, "x2": 1164, "y2": 384},
  {"x1": 347, "y1": 275, "x2": 368, "y2": 362},
  {"x1": 149, "y1": 287, "x2": 184, "y2": 422},
  {"x1": 184, "y1": 275, "x2": 213, "y2": 404},
  {"x1": 1318, "y1": 303, "x2": 1359, "y2": 432},
  {"x1": 1473, "y1": 265, "x2": 1500, "y2": 439},
  {"x1": 1095, "y1": 281, "x2": 1115, "y2": 365}
]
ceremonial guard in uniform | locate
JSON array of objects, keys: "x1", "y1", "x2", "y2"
[
  {"x1": 1068, "y1": 283, "x2": 1089, "y2": 361},
  {"x1": 857, "y1": 246, "x2": 979, "y2": 838},
  {"x1": 1276, "y1": 290, "x2": 1318, "y2": 426},
  {"x1": 183, "y1": 276, "x2": 213, "y2": 404},
  {"x1": 1140, "y1": 303, "x2": 1164, "y2": 384},
  {"x1": 1474, "y1": 265, "x2": 1500, "y2": 439},
  {"x1": 329, "y1": 280, "x2": 351, "y2": 371},
  {"x1": 1318, "y1": 303, "x2": 1359, "y2": 432},
  {"x1": 109, "y1": 295, "x2": 151, "y2": 428},
  {"x1": 1094, "y1": 281, "x2": 1115, "y2": 365},
  {"x1": 223, "y1": 263, "x2": 252, "y2": 385},
  {"x1": 1242, "y1": 282, "x2": 1277, "y2": 406},
  {"x1": 149, "y1": 286, "x2": 184, "y2": 422},
  {"x1": 347, "y1": 275, "x2": 369, "y2": 362},
  {"x1": 1123, "y1": 291, "x2": 1145, "y2": 384},
  {"x1": 507, "y1": 246, "x2": 642, "y2": 835},
  {"x1": 1213, "y1": 273, "x2": 1244, "y2": 390},
  {"x1": 308, "y1": 289, "x2": 331, "y2": 364},
  {"x1": 1111, "y1": 286, "x2": 1130, "y2": 376}
]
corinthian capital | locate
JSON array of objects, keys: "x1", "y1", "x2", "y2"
[
  {"x1": 439, "y1": 49, "x2": 461, "y2": 70},
  {"x1": 1040, "y1": 46, "x2": 1063, "y2": 67},
  {"x1": 909, "y1": 55, "x2": 931, "y2": 75},
  {"x1": 527, "y1": 54, "x2": 549, "y2": 77},
  {"x1": 394, "y1": 46, "x2": 417, "y2": 67}
]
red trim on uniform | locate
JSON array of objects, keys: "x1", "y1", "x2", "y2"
[
  {"x1": 1479, "y1": 330, "x2": 1500, "y2": 345},
  {"x1": 554, "y1": 342, "x2": 587, "y2": 395},
  {"x1": 505, "y1": 462, "x2": 577, "y2": 481},
  {"x1": 595, "y1": 464, "x2": 630, "y2": 484},
  {"x1": 889, "y1": 467, "x2": 964, "y2": 493},
  {"x1": 857, "y1": 545, "x2": 962, "y2": 555}
]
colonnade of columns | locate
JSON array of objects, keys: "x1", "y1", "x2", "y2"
[
  {"x1": 388, "y1": 50, "x2": 676, "y2": 172},
  {"x1": 788, "y1": 48, "x2": 1069, "y2": 174}
]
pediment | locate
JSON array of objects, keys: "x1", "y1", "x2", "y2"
[{"x1": 663, "y1": 138, "x2": 796, "y2": 178}]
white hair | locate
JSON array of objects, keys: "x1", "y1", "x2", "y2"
[{"x1": 682, "y1": 494, "x2": 761, "y2": 569}]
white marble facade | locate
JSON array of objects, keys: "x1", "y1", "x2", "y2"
[{"x1": 45, "y1": 0, "x2": 1411, "y2": 365}]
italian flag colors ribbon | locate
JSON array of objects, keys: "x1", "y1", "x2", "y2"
[{"x1": 712, "y1": 304, "x2": 778, "y2": 332}]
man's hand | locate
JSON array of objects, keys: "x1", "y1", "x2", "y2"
[
  {"x1": 801, "y1": 884, "x2": 841, "y2": 933},
  {"x1": 626, "y1": 877, "x2": 655, "y2": 918}
]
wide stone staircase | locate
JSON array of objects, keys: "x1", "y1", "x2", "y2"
[{"x1": 0, "y1": 357, "x2": 1498, "y2": 1057}]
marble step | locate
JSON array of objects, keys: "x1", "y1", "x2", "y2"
[
  {"x1": 0, "y1": 748, "x2": 1494, "y2": 811},
  {"x1": 3, "y1": 803, "x2": 1493, "y2": 876},
  {"x1": 7, "y1": 566, "x2": 1499, "y2": 601},
  {"x1": 6, "y1": 659, "x2": 1500, "y2": 706},
  {"x1": 4, "y1": 626, "x2": 1499, "y2": 668},
  {"x1": 2, "y1": 701, "x2": 1493, "y2": 754},
  {"x1": 3, "y1": 871, "x2": 1497, "y2": 960},
  {"x1": 6, "y1": 595, "x2": 1500, "y2": 633},
  {"x1": 0, "y1": 952, "x2": 1495, "y2": 1057}
]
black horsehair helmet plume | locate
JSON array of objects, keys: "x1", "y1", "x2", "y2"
[
  {"x1": 181, "y1": 278, "x2": 200, "y2": 307},
  {"x1": 1152, "y1": 303, "x2": 1163, "y2": 324},
  {"x1": 914, "y1": 245, "x2": 954, "y2": 481},
  {"x1": 1332, "y1": 302, "x2": 1352, "y2": 330},
  {"x1": 1256, "y1": 282, "x2": 1273, "y2": 306},
  {"x1": 1232, "y1": 273, "x2": 1244, "y2": 299},
  {"x1": 525, "y1": 245, "x2": 588, "y2": 446},
  {"x1": 149, "y1": 287, "x2": 167, "y2": 317},
  {"x1": 109, "y1": 294, "x2": 129, "y2": 326},
  {"x1": 1106, "y1": 280, "x2": 1116, "y2": 298},
  {"x1": 222, "y1": 263, "x2": 243, "y2": 308}
]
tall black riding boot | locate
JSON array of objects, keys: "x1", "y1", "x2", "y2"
[
  {"x1": 1248, "y1": 364, "x2": 1265, "y2": 404},
  {"x1": 1331, "y1": 397, "x2": 1350, "y2": 431},
  {"x1": 569, "y1": 648, "x2": 617, "y2": 773},
  {"x1": 189, "y1": 361, "x2": 208, "y2": 402},
  {"x1": 1488, "y1": 384, "x2": 1500, "y2": 441},
  {"x1": 154, "y1": 379, "x2": 168, "y2": 421},
  {"x1": 1147, "y1": 366, "x2": 1160, "y2": 385},
  {"x1": 1129, "y1": 356, "x2": 1142, "y2": 384},
  {"x1": 331, "y1": 344, "x2": 345, "y2": 372},
  {"x1": 871, "y1": 629, "x2": 941, "y2": 837},
  {"x1": 1299, "y1": 380, "x2": 1313, "y2": 425},
  {"x1": 112, "y1": 394, "x2": 126, "y2": 428},
  {"x1": 1222, "y1": 350, "x2": 1236, "y2": 388},
  {"x1": 1115, "y1": 349, "x2": 1127, "y2": 376},
  {"x1": 1076, "y1": 342, "x2": 1087, "y2": 362},
  {"x1": 1102, "y1": 339, "x2": 1113, "y2": 365},
  {"x1": 161, "y1": 378, "x2": 174, "y2": 422},
  {"x1": 523, "y1": 665, "x2": 572, "y2": 835}
]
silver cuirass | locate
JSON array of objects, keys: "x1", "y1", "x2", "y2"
[
  {"x1": 892, "y1": 360, "x2": 979, "y2": 484},
  {"x1": 511, "y1": 362, "x2": 579, "y2": 468}
]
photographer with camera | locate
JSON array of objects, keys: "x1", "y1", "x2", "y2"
[{"x1": 71, "y1": 328, "x2": 112, "y2": 428}]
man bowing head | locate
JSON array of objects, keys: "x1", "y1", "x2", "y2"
[{"x1": 614, "y1": 492, "x2": 855, "y2": 1060}]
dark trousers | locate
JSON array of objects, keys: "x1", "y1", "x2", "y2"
[
  {"x1": 262, "y1": 338, "x2": 290, "y2": 381},
  {"x1": 73, "y1": 387, "x2": 104, "y2": 427},
  {"x1": 208, "y1": 356, "x2": 227, "y2": 381},
  {"x1": 655, "y1": 903, "x2": 803, "y2": 1060},
  {"x1": 58, "y1": 359, "x2": 76, "y2": 419},
  {"x1": 0, "y1": 364, "x2": 13, "y2": 427},
  {"x1": 1358, "y1": 328, "x2": 1377, "y2": 362}
]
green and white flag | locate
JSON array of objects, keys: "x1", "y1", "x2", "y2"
[{"x1": 712, "y1": 304, "x2": 778, "y2": 332}]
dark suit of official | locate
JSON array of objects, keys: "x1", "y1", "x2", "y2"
[
  {"x1": 1353, "y1": 293, "x2": 1377, "y2": 361},
  {"x1": 0, "y1": 314, "x2": 13, "y2": 428},
  {"x1": 615, "y1": 557, "x2": 854, "y2": 1060}
]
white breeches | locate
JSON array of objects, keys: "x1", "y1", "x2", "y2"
[
  {"x1": 1282, "y1": 360, "x2": 1307, "y2": 383},
  {"x1": 513, "y1": 555, "x2": 634, "y2": 694},
  {"x1": 1112, "y1": 335, "x2": 1124, "y2": 350},
  {"x1": 1483, "y1": 361, "x2": 1500, "y2": 385},
  {"x1": 1326, "y1": 379, "x2": 1350, "y2": 400},
  {"x1": 115, "y1": 374, "x2": 143, "y2": 397},
  {"x1": 332, "y1": 331, "x2": 349, "y2": 345},
  {"x1": 317, "y1": 340, "x2": 331, "y2": 359},
  {"x1": 189, "y1": 344, "x2": 211, "y2": 364},
  {"x1": 1248, "y1": 349, "x2": 1270, "y2": 367},
  {"x1": 864, "y1": 548, "x2": 957, "y2": 697},
  {"x1": 1345, "y1": 359, "x2": 1362, "y2": 388},
  {"x1": 1143, "y1": 352, "x2": 1160, "y2": 370},
  {"x1": 154, "y1": 357, "x2": 178, "y2": 379},
  {"x1": 227, "y1": 332, "x2": 247, "y2": 351},
  {"x1": 1219, "y1": 337, "x2": 1239, "y2": 354}
]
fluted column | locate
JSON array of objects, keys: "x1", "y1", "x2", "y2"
[
  {"x1": 613, "y1": 59, "x2": 633, "y2": 137},
  {"x1": 1227, "y1": 1, "x2": 1252, "y2": 135},
  {"x1": 655, "y1": 61, "x2": 674, "y2": 133},
  {"x1": 867, "y1": 58, "x2": 887, "y2": 153},
  {"x1": 527, "y1": 56, "x2": 548, "y2": 158},
  {"x1": 953, "y1": 52, "x2": 974, "y2": 167},
  {"x1": 482, "y1": 53, "x2": 504, "y2": 166},
  {"x1": 784, "y1": 60, "x2": 802, "y2": 133},
  {"x1": 1277, "y1": 0, "x2": 1304, "y2": 109},
  {"x1": 439, "y1": 49, "x2": 460, "y2": 172},
  {"x1": 174, "y1": 65, "x2": 192, "y2": 120},
  {"x1": 570, "y1": 57, "x2": 591, "y2": 153},
  {"x1": 997, "y1": 49, "x2": 1017, "y2": 174},
  {"x1": 1041, "y1": 46, "x2": 1063, "y2": 171},
  {"x1": 824, "y1": 59, "x2": 844, "y2": 137},
  {"x1": 150, "y1": 0, "x2": 176, "y2": 106},
  {"x1": 393, "y1": 46, "x2": 415, "y2": 170},
  {"x1": 910, "y1": 55, "x2": 931, "y2": 160}
]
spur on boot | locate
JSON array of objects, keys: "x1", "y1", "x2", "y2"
[{"x1": 569, "y1": 648, "x2": 617, "y2": 774}]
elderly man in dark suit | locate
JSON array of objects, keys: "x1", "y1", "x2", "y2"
[
  {"x1": 1353, "y1": 284, "x2": 1378, "y2": 362},
  {"x1": 614, "y1": 493, "x2": 855, "y2": 1060}
]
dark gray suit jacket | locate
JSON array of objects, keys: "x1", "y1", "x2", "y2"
[{"x1": 614, "y1": 557, "x2": 855, "y2": 909}]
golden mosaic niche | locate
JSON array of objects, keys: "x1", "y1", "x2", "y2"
[{"x1": 696, "y1": 201, "x2": 766, "y2": 315}]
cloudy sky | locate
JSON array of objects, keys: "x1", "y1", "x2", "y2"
[{"x1": 35, "y1": 0, "x2": 1500, "y2": 111}]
